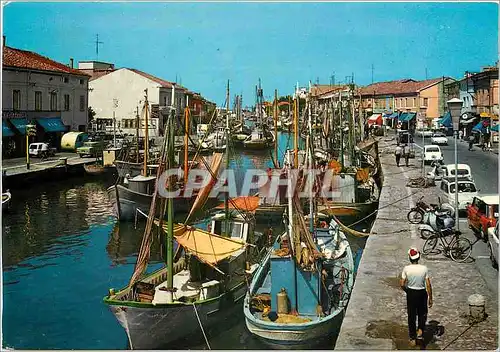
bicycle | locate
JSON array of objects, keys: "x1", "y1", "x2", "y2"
[{"x1": 422, "y1": 230, "x2": 472, "y2": 262}]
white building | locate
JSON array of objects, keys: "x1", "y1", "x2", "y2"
[
  {"x1": 2, "y1": 39, "x2": 90, "y2": 157},
  {"x1": 82, "y1": 62, "x2": 188, "y2": 137}
]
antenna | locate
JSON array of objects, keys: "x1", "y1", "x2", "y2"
[{"x1": 95, "y1": 34, "x2": 103, "y2": 61}]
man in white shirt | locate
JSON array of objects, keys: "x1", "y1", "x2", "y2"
[{"x1": 400, "y1": 248, "x2": 433, "y2": 346}]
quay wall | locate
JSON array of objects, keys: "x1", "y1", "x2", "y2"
[{"x1": 335, "y1": 137, "x2": 498, "y2": 350}]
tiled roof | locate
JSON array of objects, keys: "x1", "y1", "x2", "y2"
[
  {"x1": 358, "y1": 78, "x2": 445, "y2": 96},
  {"x1": 80, "y1": 68, "x2": 115, "y2": 81},
  {"x1": 3, "y1": 45, "x2": 89, "y2": 76},
  {"x1": 310, "y1": 84, "x2": 347, "y2": 97},
  {"x1": 129, "y1": 68, "x2": 189, "y2": 90}
]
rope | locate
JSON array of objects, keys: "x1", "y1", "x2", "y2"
[
  {"x1": 441, "y1": 320, "x2": 478, "y2": 350},
  {"x1": 192, "y1": 302, "x2": 211, "y2": 350}
]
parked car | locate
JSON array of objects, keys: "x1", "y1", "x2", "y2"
[
  {"x1": 440, "y1": 177, "x2": 479, "y2": 211},
  {"x1": 77, "y1": 141, "x2": 105, "y2": 158},
  {"x1": 467, "y1": 195, "x2": 499, "y2": 240},
  {"x1": 28, "y1": 143, "x2": 56, "y2": 158},
  {"x1": 431, "y1": 132, "x2": 448, "y2": 145},
  {"x1": 423, "y1": 145, "x2": 443, "y2": 164},
  {"x1": 487, "y1": 222, "x2": 498, "y2": 268},
  {"x1": 441, "y1": 164, "x2": 473, "y2": 181}
]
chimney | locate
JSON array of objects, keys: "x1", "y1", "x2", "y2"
[{"x1": 69, "y1": 58, "x2": 74, "y2": 69}]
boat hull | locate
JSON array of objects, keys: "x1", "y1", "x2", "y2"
[
  {"x1": 244, "y1": 312, "x2": 342, "y2": 349},
  {"x1": 107, "y1": 285, "x2": 248, "y2": 349},
  {"x1": 107, "y1": 185, "x2": 218, "y2": 221}
]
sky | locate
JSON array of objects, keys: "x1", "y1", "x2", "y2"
[{"x1": 3, "y1": 2, "x2": 498, "y2": 106}]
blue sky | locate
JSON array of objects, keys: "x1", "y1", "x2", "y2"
[{"x1": 3, "y1": 2, "x2": 498, "y2": 105}]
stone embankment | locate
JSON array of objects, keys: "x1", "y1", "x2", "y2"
[{"x1": 335, "y1": 137, "x2": 498, "y2": 350}]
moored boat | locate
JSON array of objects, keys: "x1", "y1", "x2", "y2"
[{"x1": 2, "y1": 190, "x2": 11, "y2": 211}]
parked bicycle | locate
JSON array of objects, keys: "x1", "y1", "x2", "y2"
[{"x1": 422, "y1": 230, "x2": 472, "y2": 262}]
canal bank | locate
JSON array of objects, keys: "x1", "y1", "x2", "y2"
[
  {"x1": 3, "y1": 156, "x2": 100, "y2": 189},
  {"x1": 335, "y1": 137, "x2": 498, "y2": 350}
]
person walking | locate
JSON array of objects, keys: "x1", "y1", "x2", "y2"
[
  {"x1": 395, "y1": 145, "x2": 403, "y2": 167},
  {"x1": 400, "y1": 248, "x2": 433, "y2": 347},
  {"x1": 403, "y1": 144, "x2": 410, "y2": 167},
  {"x1": 468, "y1": 134, "x2": 474, "y2": 151},
  {"x1": 459, "y1": 130, "x2": 463, "y2": 140}
]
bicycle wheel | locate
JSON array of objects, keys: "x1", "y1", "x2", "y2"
[
  {"x1": 422, "y1": 236, "x2": 438, "y2": 255},
  {"x1": 407, "y1": 209, "x2": 424, "y2": 224},
  {"x1": 449, "y1": 238, "x2": 472, "y2": 263},
  {"x1": 420, "y1": 229, "x2": 433, "y2": 239}
]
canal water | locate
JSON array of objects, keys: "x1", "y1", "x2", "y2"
[{"x1": 2, "y1": 132, "x2": 370, "y2": 349}]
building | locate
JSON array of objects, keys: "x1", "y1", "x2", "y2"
[
  {"x1": 2, "y1": 38, "x2": 90, "y2": 158},
  {"x1": 83, "y1": 62, "x2": 213, "y2": 136},
  {"x1": 357, "y1": 77, "x2": 454, "y2": 130}
]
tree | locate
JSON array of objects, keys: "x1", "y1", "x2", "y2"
[{"x1": 88, "y1": 106, "x2": 96, "y2": 123}]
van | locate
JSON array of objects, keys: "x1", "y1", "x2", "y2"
[
  {"x1": 442, "y1": 164, "x2": 473, "y2": 181},
  {"x1": 440, "y1": 177, "x2": 479, "y2": 211}
]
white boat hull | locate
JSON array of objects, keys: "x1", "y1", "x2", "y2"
[{"x1": 108, "y1": 284, "x2": 248, "y2": 349}]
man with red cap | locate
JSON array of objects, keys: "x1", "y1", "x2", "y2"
[{"x1": 400, "y1": 247, "x2": 433, "y2": 347}]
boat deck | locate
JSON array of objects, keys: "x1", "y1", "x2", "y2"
[{"x1": 152, "y1": 270, "x2": 219, "y2": 304}]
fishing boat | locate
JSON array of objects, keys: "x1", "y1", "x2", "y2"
[
  {"x1": 2, "y1": 190, "x2": 11, "y2": 211},
  {"x1": 104, "y1": 81, "x2": 269, "y2": 349},
  {"x1": 243, "y1": 219, "x2": 354, "y2": 349},
  {"x1": 244, "y1": 86, "x2": 354, "y2": 348},
  {"x1": 244, "y1": 80, "x2": 275, "y2": 150}
]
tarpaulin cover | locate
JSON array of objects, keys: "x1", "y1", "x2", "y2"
[
  {"x1": 472, "y1": 122, "x2": 485, "y2": 132},
  {"x1": 155, "y1": 221, "x2": 246, "y2": 264},
  {"x1": 438, "y1": 112, "x2": 452, "y2": 128},
  {"x1": 367, "y1": 114, "x2": 383, "y2": 126},
  {"x1": 215, "y1": 196, "x2": 260, "y2": 212}
]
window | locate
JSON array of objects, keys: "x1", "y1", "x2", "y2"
[
  {"x1": 63, "y1": 77, "x2": 69, "y2": 83},
  {"x1": 405, "y1": 98, "x2": 408, "y2": 107},
  {"x1": 13, "y1": 90, "x2": 21, "y2": 110},
  {"x1": 35, "y1": 91, "x2": 42, "y2": 111},
  {"x1": 413, "y1": 98, "x2": 416, "y2": 107},
  {"x1": 79, "y1": 95, "x2": 85, "y2": 111},
  {"x1": 423, "y1": 98, "x2": 428, "y2": 107},
  {"x1": 163, "y1": 96, "x2": 167, "y2": 106},
  {"x1": 449, "y1": 183, "x2": 477, "y2": 193},
  {"x1": 79, "y1": 79, "x2": 84, "y2": 85},
  {"x1": 64, "y1": 94, "x2": 70, "y2": 111},
  {"x1": 50, "y1": 92, "x2": 58, "y2": 111},
  {"x1": 399, "y1": 98, "x2": 403, "y2": 107}
]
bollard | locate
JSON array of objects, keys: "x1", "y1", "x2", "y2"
[{"x1": 468, "y1": 294, "x2": 486, "y2": 321}]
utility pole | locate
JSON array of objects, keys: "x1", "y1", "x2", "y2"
[{"x1": 136, "y1": 106, "x2": 140, "y2": 163}]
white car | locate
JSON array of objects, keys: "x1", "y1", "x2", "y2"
[
  {"x1": 487, "y1": 222, "x2": 498, "y2": 268},
  {"x1": 431, "y1": 132, "x2": 448, "y2": 145},
  {"x1": 423, "y1": 145, "x2": 443, "y2": 164},
  {"x1": 439, "y1": 177, "x2": 479, "y2": 211},
  {"x1": 442, "y1": 164, "x2": 473, "y2": 181}
]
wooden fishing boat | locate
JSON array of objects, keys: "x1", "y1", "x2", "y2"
[
  {"x1": 2, "y1": 190, "x2": 11, "y2": 211},
  {"x1": 243, "y1": 220, "x2": 354, "y2": 349},
  {"x1": 104, "y1": 81, "x2": 269, "y2": 349},
  {"x1": 84, "y1": 163, "x2": 112, "y2": 175}
]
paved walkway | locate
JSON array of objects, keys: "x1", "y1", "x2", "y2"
[
  {"x1": 2, "y1": 156, "x2": 96, "y2": 176},
  {"x1": 335, "y1": 137, "x2": 498, "y2": 350}
]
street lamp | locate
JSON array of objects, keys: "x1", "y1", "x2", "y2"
[{"x1": 447, "y1": 98, "x2": 463, "y2": 231}]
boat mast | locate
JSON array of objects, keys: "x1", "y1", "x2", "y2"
[
  {"x1": 293, "y1": 86, "x2": 299, "y2": 168},
  {"x1": 225, "y1": 80, "x2": 230, "y2": 233},
  {"x1": 136, "y1": 105, "x2": 140, "y2": 163},
  {"x1": 274, "y1": 89, "x2": 279, "y2": 168},
  {"x1": 166, "y1": 84, "x2": 176, "y2": 304},
  {"x1": 184, "y1": 95, "x2": 190, "y2": 185},
  {"x1": 339, "y1": 90, "x2": 344, "y2": 168},
  {"x1": 307, "y1": 83, "x2": 314, "y2": 233},
  {"x1": 143, "y1": 89, "x2": 149, "y2": 176}
]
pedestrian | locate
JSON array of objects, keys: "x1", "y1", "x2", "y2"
[
  {"x1": 403, "y1": 144, "x2": 410, "y2": 167},
  {"x1": 395, "y1": 145, "x2": 403, "y2": 167},
  {"x1": 459, "y1": 130, "x2": 463, "y2": 140},
  {"x1": 468, "y1": 135, "x2": 474, "y2": 151},
  {"x1": 400, "y1": 248, "x2": 433, "y2": 347}
]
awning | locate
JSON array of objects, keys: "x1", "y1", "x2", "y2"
[
  {"x1": 472, "y1": 121, "x2": 485, "y2": 132},
  {"x1": 2, "y1": 120, "x2": 14, "y2": 137},
  {"x1": 8, "y1": 118, "x2": 28, "y2": 135},
  {"x1": 491, "y1": 124, "x2": 499, "y2": 132},
  {"x1": 406, "y1": 112, "x2": 417, "y2": 121},
  {"x1": 367, "y1": 114, "x2": 383, "y2": 126},
  {"x1": 36, "y1": 118, "x2": 67, "y2": 132},
  {"x1": 437, "y1": 111, "x2": 452, "y2": 128},
  {"x1": 386, "y1": 112, "x2": 399, "y2": 119}
]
